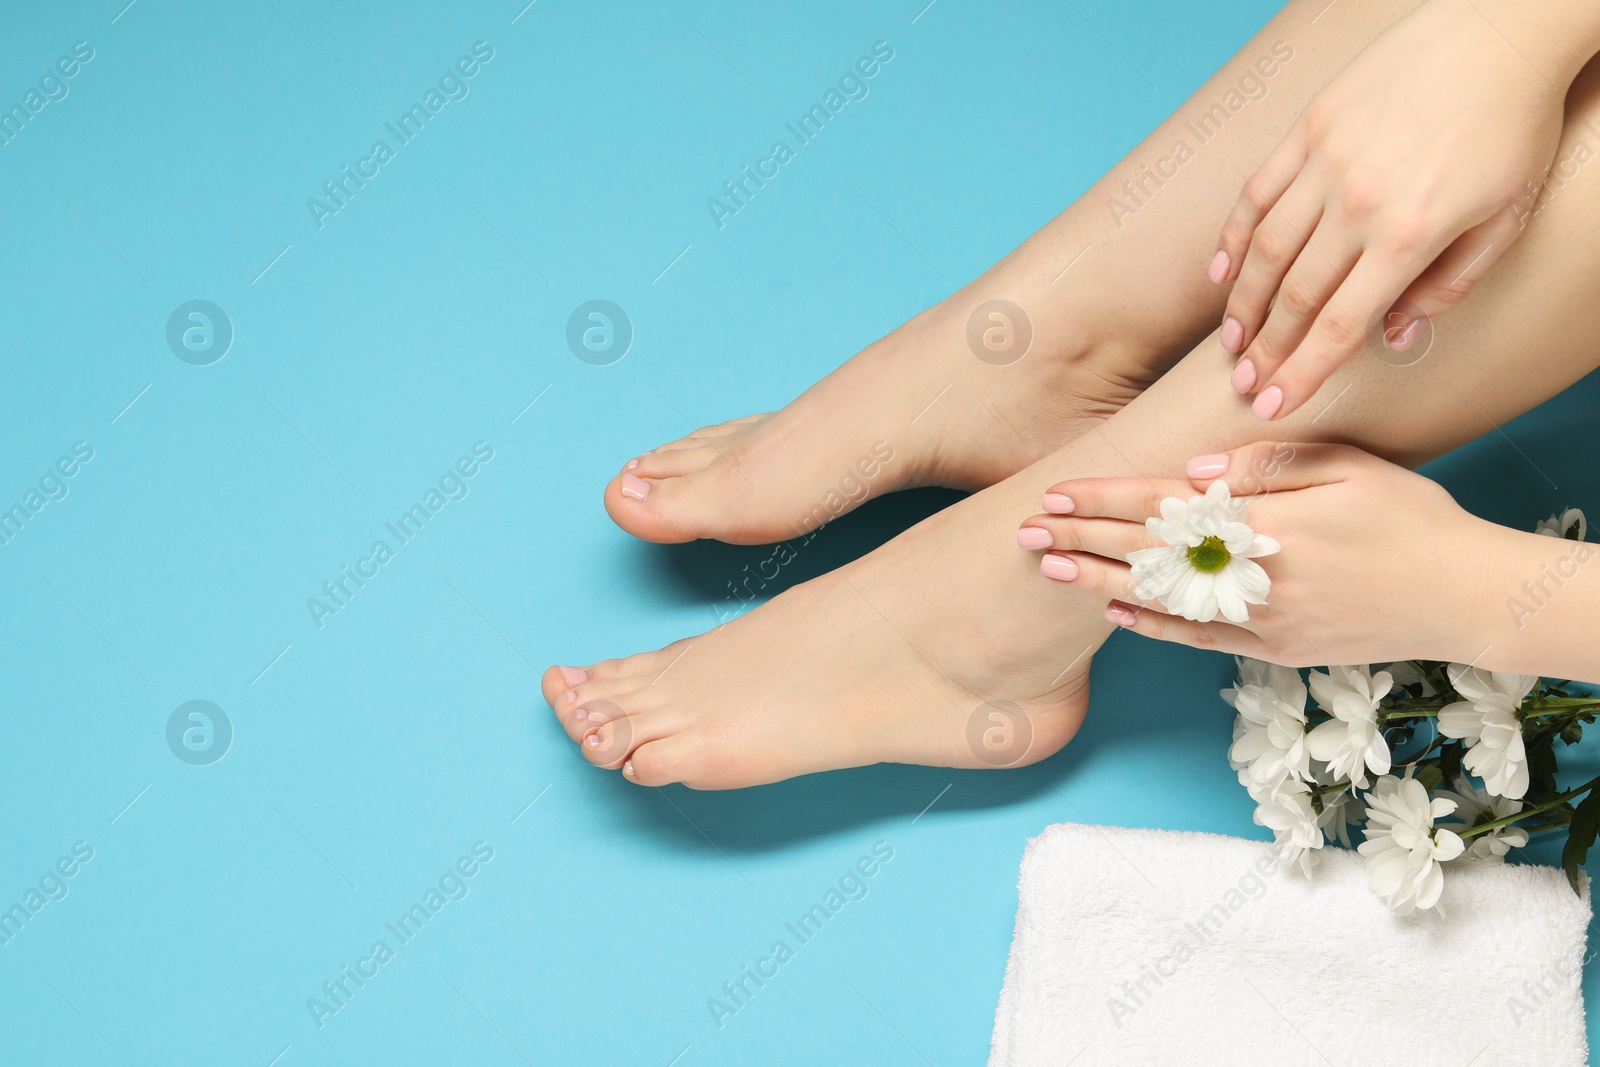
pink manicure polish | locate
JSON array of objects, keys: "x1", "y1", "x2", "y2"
[
  {"x1": 1252, "y1": 386, "x2": 1284, "y2": 421},
  {"x1": 559, "y1": 665, "x2": 588, "y2": 686},
  {"x1": 1187, "y1": 454, "x2": 1230, "y2": 479},
  {"x1": 1042, "y1": 493, "x2": 1075, "y2": 515},
  {"x1": 1040, "y1": 555, "x2": 1078, "y2": 581},
  {"x1": 1106, "y1": 605, "x2": 1139, "y2": 627},
  {"x1": 1220, "y1": 317, "x2": 1244, "y2": 353},
  {"x1": 626, "y1": 458, "x2": 640, "y2": 471},
  {"x1": 621, "y1": 473, "x2": 651, "y2": 500},
  {"x1": 1392, "y1": 317, "x2": 1424, "y2": 350},
  {"x1": 1208, "y1": 249, "x2": 1230, "y2": 284},
  {"x1": 1017, "y1": 526, "x2": 1054, "y2": 550},
  {"x1": 1230, "y1": 358, "x2": 1257, "y2": 394}
]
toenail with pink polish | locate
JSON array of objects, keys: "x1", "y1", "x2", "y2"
[
  {"x1": 1230, "y1": 358, "x2": 1256, "y2": 394},
  {"x1": 1186, "y1": 454, "x2": 1230, "y2": 479},
  {"x1": 621, "y1": 473, "x2": 651, "y2": 500},
  {"x1": 1040, "y1": 555, "x2": 1078, "y2": 581},
  {"x1": 1042, "y1": 493, "x2": 1075, "y2": 515},
  {"x1": 574, "y1": 707, "x2": 589, "y2": 721},
  {"x1": 623, "y1": 760, "x2": 635, "y2": 777},
  {"x1": 559, "y1": 665, "x2": 588, "y2": 686},
  {"x1": 1252, "y1": 385, "x2": 1284, "y2": 421},
  {"x1": 626, "y1": 458, "x2": 640, "y2": 471},
  {"x1": 1016, "y1": 526, "x2": 1053, "y2": 550},
  {"x1": 585, "y1": 733, "x2": 603, "y2": 747}
]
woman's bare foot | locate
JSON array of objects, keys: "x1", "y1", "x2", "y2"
[
  {"x1": 604, "y1": 273, "x2": 1158, "y2": 546},
  {"x1": 548, "y1": 466, "x2": 1115, "y2": 788}
]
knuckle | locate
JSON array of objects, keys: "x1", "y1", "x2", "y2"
[
  {"x1": 1428, "y1": 277, "x2": 1474, "y2": 308},
  {"x1": 1250, "y1": 225, "x2": 1289, "y2": 266},
  {"x1": 1337, "y1": 174, "x2": 1383, "y2": 219},
  {"x1": 1383, "y1": 218, "x2": 1429, "y2": 257},
  {"x1": 1240, "y1": 176, "x2": 1274, "y2": 215},
  {"x1": 1277, "y1": 275, "x2": 1322, "y2": 317},
  {"x1": 1141, "y1": 486, "x2": 1168, "y2": 520},
  {"x1": 1316, "y1": 303, "x2": 1362, "y2": 348},
  {"x1": 1248, "y1": 330, "x2": 1288, "y2": 369}
]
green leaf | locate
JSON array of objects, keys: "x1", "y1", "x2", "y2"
[
  {"x1": 1562, "y1": 789, "x2": 1600, "y2": 895},
  {"x1": 1415, "y1": 763, "x2": 1444, "y2": 792},
  {"x1": 1528, "y1": 740, "x2": 1561, "y2": 803},
  {"x1": 1562, "y1": 721, "x2": 1584, "y2": 746}
]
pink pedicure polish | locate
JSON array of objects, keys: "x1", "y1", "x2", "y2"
[
  {"x1": 1187, "y1": 454, "x2": 1230, "y2": 479},
  {"x1": 1105, "y1": 605, "x2": 1139, "y2": 627},
  {"x1": 564, "y1": 689, "x2": 578, "y2": 706},
  {"x1": 559, "y1": 665, "x2": 588, "y2": 686},
  {"x1": 626, "y1": 458, "x2": 640, "y2": 471},
  {"x1": 621, "y1": 473, "x2": 651, "y2": 500},
  {"x1": 574, "y1": 707, "x2": 589, "y2": 721},
  {"x1": 1220, "y1": 317, "x2": 1244, "y2": 353},
  {"x1": 1207, "y1": 249, "x2": 1230, "y2": 284},
  {"x1": 1252, "y1": 386, "x2": 1284, "y2": 421},
  {"x1": 1042, "y1": 493, "x2": 1075, "y2": 515},
  {"x1": 585, "y1": 733, "x2": 603, "y2": 747},
  {"x1": 623, "y1": 760, "x2": 635, "y2": 777},
  {"x1": 1230, "y1": 358, "x2": 1257, "y2": 394},
  {"x1": 1040, "y1": 555, "x2": 1078, "y2": 581},
  {"x1": 1017, "y1": 526, "x2": 1054, "y2": 550}
]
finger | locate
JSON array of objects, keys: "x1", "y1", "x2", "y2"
[
  {"x1": 1017, "y1": 516, "x2": 1164, "y2": 559},
  {"x1": 1254, "y1": 254, "x2": 1412, "y2": 421},
  {"x1": 1235, "y1": 215, "x2": 1360, "y2": 395},
  {"x1": 1037, "y1": 476, "x2": 1195, "y2": 524},
  {"x1": 1213, "y1": 128, "x2": 1308, "y2": 287},
  {"x1": 1382, "y1": 205, "x2": 1523, "y2": 344},
  {"x1": 1037, "y1": 551, "x2": 1148, "y2": 602},
  {"x1": 1222, "y1": 173, "x2": 1324, "y2": 357},
  {"x1": 1104, "y1": 600, "x2": 1266, "y2": 657},
  {"x1": 1182, "y1": 441, "x2": 1365, "y2": 495}
]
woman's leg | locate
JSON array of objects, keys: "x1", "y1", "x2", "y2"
[
  {"x1": 605, "y1": 0, "x2": 1426, "y2": 545},
  {"x1": 538, "y1": 32, "x2": 1600, "y2": 792}
]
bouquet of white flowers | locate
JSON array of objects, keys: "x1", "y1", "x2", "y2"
[{"x1": 1226, "y1": 510, "x2": 1597, "y2": 915}]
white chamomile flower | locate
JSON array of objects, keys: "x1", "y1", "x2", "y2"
[
  {"x1": 1253, "y1": 780, "x2": 1324, "y2": 877},
  {"x1": 1226, "y1": 662, "x2": 1311, "y2": 791},
  {"x1": 1356, "y1": 775, "x2": 1465, "y2": 915},
  {"x1": 1437, "y1": 776, "x2": 1528, "y2": 863},
  {"x1": 1310, "y1": 761, "x2": 1363, "y2": 849},
  {"x1": 1437, "y1": 664, "x2": 1535, "y2": 800},
  {"x1": 1127, "y1": 480, "x2": 1280, "y2": 624},
  {"x1": 1304, "y1": 666, "x2": 1394, "y2": 790},
  {"x1": 1535, "y1": 508, "x2": 1587, "y2": 542}
]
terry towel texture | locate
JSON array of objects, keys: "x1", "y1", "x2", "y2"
[{"x1": 989, "y1": 823, "x2": 1591, "y2": 1067}]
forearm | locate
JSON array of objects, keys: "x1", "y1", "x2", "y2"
[
  {"x1": 1475, "y1": 0, "x2": 1600, "y2": 87},
  {"x1": 1456, "y1": 524, "x2": 1600, "y2": 684}
]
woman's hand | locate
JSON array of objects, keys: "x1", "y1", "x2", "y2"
[
  {"x1": 1211, "y1": 0, "x2": 1600, "y2": 422},
  {"x1": 1017, "y1": 442, "x2": 1509, "y2": 668}
]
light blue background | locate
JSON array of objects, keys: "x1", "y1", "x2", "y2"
[{"x1": 3, "y1": 1, "x2": 1597, "y2": 1063}]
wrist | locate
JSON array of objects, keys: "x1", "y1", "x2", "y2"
[
  {"x1": 1463, "y1": 524, "x2": 1599, "y2": 680},
  {"x1": 1468, "y1": 0, "x2": 1600, "y2": 88}
]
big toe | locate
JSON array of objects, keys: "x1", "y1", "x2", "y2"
[{"x1": 603, "y1": 453, "x2": 776, "y2": 545}]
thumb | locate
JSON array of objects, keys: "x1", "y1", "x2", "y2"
[
  {"x1": 1186, "y1": 441, "x2": 1361, "y2": 496},
  {"x1": 1380, "y1": 206, "x2": 1524, "y2": 351}
]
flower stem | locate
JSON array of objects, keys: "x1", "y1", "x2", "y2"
[{"x1": 1457, "y1": 774, "x2": 1600, "y2": 839}]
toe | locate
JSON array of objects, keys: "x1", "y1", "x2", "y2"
[
  {"x1": 633, "y1": 444, "x2": 716, "y2": 479},
  {"x1": 540, "y1": 664, "x2": 587, "y2": 709},
  {"x1": 622, "y1": 737, "x2": 692, "y2": 786},
  {"x1": 603, "y1": 463, "x2": 754, "y2": 544},
  {"x1": 580, "y1": 708, "x2": 670, "y2": 771}
]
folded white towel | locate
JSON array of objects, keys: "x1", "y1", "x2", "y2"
[{"x1": 989, "y1": 823, "x2": 1591, "y2": 1067}]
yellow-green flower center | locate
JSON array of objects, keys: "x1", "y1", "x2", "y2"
[{"x1": 1187, "y1": 536, "x2": 1231, "y2": 573}]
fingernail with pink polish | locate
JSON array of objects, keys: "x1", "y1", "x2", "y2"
[
  {"x1": 1187, "y1": 454, "x2": 1230, "y2": 479},
  {"x1": 1040, "y1": 555, "x2": 1078, "y2": 582},
  {"x1": 1253, "y1": 386, "x2": 1284, "y2": 421},
  {"x1": 1208, "y1": 249, "x2": 1230, "y2": 284},
  {"x1": 1220, "y1": 317, "x2": 1244, "y2": 353},
  {"x1": 621, "y1": 473, "x2": 651, "y2": 500},
  {"x1": 1230, "y1": 358, "x2": 1257, "y2": 394},
  {"x1": 1042, "y1": 493, "x2": 1075, "y2": 514},
  {"x1": 1393, "y1": 317, "x2": 1425, "y2": 350},
  {"x1": 1017, "y1": 526, "x2": 1054, "y2": 550},
  {"x1": 1105, "y1": 605, "x2": 1139, "y2": 626},
  {"x1": 559, "y1": 666, "x2": 588, "y2": 686}
]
